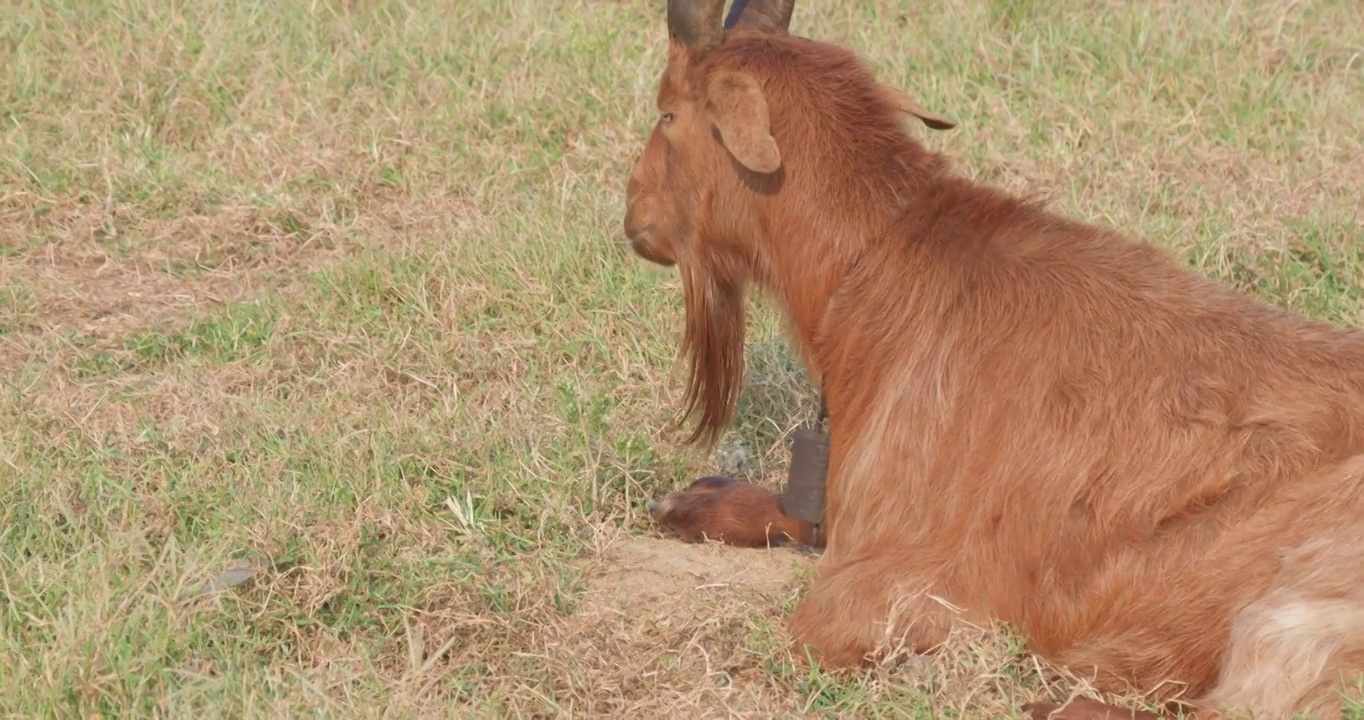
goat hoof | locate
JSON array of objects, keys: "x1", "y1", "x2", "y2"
[
  {"x1": 648, "y1": 476, "x2": 740, "y2": 520},
  {"x1": 645, "y1": 477, "x2": 798, "y2": 547}
]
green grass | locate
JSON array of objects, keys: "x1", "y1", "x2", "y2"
[{"x1": 2, "y1": 0, "x2": 1363, "y2": 717}]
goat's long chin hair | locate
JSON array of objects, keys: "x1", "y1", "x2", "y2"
[{"x1": 677, "y1": 257, "x2": 747, "y2": 449}]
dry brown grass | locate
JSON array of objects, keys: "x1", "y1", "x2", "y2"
[{"x1": 2, "y1": 0, "x2": 1363, "y2": 717}]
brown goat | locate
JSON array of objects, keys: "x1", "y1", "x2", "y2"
[{"x1": 620, "y1": 1, "x2": 1364, "y2": 718}]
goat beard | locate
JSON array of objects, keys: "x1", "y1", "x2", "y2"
[{"x1": 677, "y1": 259, "x2": 747, "y2": 449}]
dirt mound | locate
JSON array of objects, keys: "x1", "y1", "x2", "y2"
[
  {"x1": 527, "y1": 534, "x2": 820, "y2": 717},
  {"x1": 580, "y1": 534, "x2": 816, "y2": 622}
]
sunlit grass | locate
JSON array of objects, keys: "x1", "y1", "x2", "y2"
[{"x1": 2, "y1": 0, "x2": 1362, "y2": 716}]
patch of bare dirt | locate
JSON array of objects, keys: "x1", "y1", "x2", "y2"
[
  {"x1": 516, "y1": 534, "x2": 819, "y2": 717},
  {"x1": 531, "y1": 534, "x2": 1072, "y2": 718},
  {"x1": 0, "y1": 200, "x2": 349, "y2": 374},
  {"x1": 14, "y1": 243, "x2": 256, "y2": 338},
  {"x1": 579, "y1": 534, "x2": 815, "y2": 622},
  {"x1": 134, "y1": 205, "x2": 340, "y2": 274},
  {"x1": 0, "y1": 245, "x2": 252, "y2": 375},
  {"x1": 12, "y1": 365, "x2": 261, "y2": 472}
]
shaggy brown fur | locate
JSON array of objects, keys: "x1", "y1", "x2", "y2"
[{"x1": 621, "y1": 2, "x2": 1364, "y2": 718}]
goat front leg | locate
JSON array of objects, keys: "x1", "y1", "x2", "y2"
[
  {"x1": 647, "y1": 476, "x2": 824, "y2": 549},
  {"x1": 788, "y1": 554, "x2": 967, "y2": 669}
]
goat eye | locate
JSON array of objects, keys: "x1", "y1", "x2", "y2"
[{"x1": 660, "y1": 112, "x2": 675, "y2": 125}]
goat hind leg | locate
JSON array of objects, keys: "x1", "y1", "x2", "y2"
[
  {"x1": 1020, "y1": 697, "x2": 1217, "y2": 720},
  {"x1": 1192, "y1": 590, "x2": 1364, "y2": 719},
  {"x1": 1024, "y1": 565, "x2": 1364, "y2": 718}
]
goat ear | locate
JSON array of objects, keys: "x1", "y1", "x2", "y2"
[
  {"x1": 706, "y1": 71, "x2": 781, "y2": 174},
  {"x1": 879, "y1": 84, "x2": 956, "y2": 131}
]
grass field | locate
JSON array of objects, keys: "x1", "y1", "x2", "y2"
[{"x1": 3, "y1": 0, "x2": 1363, "y2": 717}]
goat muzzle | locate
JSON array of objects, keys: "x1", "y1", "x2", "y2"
[{"x1": 622, "y1": 220, "x2": 676, "y2": 267}]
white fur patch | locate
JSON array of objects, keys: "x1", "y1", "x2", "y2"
[{"x1": 1208, "y1": 592, "x2": 1364, "y2": 718}]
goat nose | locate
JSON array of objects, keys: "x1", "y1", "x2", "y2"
[{"x1": 646, "y1": 492, "x2": 672, "y2": 519}]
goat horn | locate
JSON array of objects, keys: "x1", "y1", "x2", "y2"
[
  {"x1": 723, "y1": 0, "x2": 795, "y2": 31},
  {"x1": 667, "y1": 0, "x2": 727, "y2": 51}
]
